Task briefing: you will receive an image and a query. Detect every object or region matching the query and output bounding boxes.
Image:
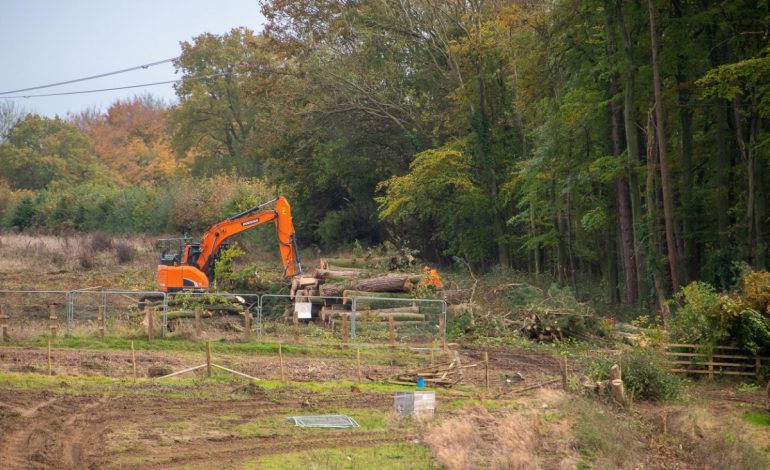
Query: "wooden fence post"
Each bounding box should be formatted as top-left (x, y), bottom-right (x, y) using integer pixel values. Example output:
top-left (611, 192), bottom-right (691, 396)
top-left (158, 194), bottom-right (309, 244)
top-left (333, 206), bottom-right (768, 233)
top-left (484, 351), bottom-right (490, 391)
top-left (293, 310), bottom-right (299, 343)
top-left (356, 348), bottom-right (362, 383)
top-left (49, 305), bottom-right (58, 338)
top-left (707, 352), bottom-right (714, 380)
top-left (561, 356), bottom-right (569, 391)
top-left (342, 314), bottom-right (349, 345)
top-left (278, 343), bottom-right (285, 383)
top-left (756, 355), bottom-right (762, 382)
top-left (47, 336), bottom-right (52, 376)
top-left (389, 316), bottom-right (396, 348)
top-left (439, 314), bottom-right (446, 351)
top-left (244, 312), bottom-right (252, 341)
top-left (131, 340), bottom-right (137, 379)
top-left (146, 307), bottom-right (154, 341)
top-left (194, 307), bottom-right (202, 339)
top-left (0, 305), bottom-right (9, 343)
top-left (206, 341), bottom-right (212, 378)
top-left (97, 305), bottom-right (105, 338)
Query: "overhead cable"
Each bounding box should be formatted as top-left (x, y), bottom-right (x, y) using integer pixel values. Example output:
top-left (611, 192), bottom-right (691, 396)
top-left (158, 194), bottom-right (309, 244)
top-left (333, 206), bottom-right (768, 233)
top-left (0, 73), bottom-right (228, 99)
top-left (0, 57), bottom-right (178, 96)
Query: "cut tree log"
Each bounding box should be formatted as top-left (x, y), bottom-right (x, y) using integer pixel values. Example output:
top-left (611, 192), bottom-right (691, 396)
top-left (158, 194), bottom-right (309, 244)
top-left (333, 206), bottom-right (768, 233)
top-left (313, 269), bottom-right (368, 280)
top-left (297, 276), bottom-right (319, 288)
top-left (350, 275), bottom-right (410, 293)
top-left (342, 290), bottom-right (416, 308)
top-left (320, 257), bottom-right (390, 269)
top-left (325, 311), bottom-right (425, 321)
top-left (319, 283), bottom-right (346, 297)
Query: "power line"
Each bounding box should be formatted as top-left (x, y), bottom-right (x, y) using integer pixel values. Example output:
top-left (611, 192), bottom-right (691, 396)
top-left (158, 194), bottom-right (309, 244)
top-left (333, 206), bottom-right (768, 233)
top-left (0, 57), bottom-right (178, 96)
top-left (0, 73), bottom-right (228, 99)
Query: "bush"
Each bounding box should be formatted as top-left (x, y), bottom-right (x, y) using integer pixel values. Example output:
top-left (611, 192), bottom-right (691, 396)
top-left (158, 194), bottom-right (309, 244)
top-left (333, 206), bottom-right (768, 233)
top-left (78, 252), bottom-right (95, 270)
top-left (671, 276), bottom-right (770, 355)
top-left (583, 348), bottom-right (685, 402)
top-left (621, 348), bottom-right (684, 401)
top-left (115, 243), bottom-right (137, 264)
top-left (90, 231), bottom-right (113, 252)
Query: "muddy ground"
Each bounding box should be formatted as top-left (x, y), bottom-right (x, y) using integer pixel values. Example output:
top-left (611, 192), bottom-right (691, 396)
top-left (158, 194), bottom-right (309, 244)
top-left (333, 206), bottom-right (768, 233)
top-left (0, 386), bottom-right (405, 469)
top-left (0, 345), bottom-right (563, 469)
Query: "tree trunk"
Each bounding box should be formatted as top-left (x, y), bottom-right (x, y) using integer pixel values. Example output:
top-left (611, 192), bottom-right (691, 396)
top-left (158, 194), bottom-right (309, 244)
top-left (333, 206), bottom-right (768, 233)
top-left (715, 104), bottom-right (730, 249)
top-left (678, 85), bottom-right (695, 283)
top-left (616, 0), bottom-right (648, 304)
top-left (646, 108), bottom-right (669, 315)
top-left (606, 0), bottom-right (638, 305)
top-left (647, 0), bottom-right (680, 292)
top-left (606, 219), bottom-right (621, 306)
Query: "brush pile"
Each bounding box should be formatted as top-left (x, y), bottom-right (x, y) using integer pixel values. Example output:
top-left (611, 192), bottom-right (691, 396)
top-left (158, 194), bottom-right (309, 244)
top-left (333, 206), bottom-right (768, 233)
top-left (383, 354), bottom-right (480, 388)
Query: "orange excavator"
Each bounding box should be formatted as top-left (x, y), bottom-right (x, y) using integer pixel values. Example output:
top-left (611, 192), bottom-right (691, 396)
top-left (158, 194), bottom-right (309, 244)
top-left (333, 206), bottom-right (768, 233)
top-left (156, 196), bottom-right (301, 292)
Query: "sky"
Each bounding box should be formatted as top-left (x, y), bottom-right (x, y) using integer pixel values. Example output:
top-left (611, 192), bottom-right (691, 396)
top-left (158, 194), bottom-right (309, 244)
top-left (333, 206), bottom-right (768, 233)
top-left (0, 0), bottom-right (265, 117)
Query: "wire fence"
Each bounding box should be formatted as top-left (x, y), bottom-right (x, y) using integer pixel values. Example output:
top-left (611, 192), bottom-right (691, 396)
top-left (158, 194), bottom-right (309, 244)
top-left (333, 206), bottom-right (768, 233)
top-left (0, 288), bottom-right (447, 346)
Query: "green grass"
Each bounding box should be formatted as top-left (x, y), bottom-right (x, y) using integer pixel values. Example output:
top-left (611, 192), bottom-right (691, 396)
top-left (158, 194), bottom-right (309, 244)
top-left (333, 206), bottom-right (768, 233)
top-left (443, 398), bottom-right (520, 412)
top-left (0, 371), bottom-right (438, 397)
top-left (6, 335), bottom-right (422, 365)
top-left (231, 409), bottom-right (388, 438)
top-left (244, 442), bottom-right (438, 470)
top-left (743, 411), bottom-right (770, 427)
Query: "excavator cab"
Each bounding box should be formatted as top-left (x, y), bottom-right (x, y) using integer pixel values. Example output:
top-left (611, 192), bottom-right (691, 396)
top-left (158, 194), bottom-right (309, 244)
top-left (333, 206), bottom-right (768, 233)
top-left (156, 237), bottom-right (189, 266)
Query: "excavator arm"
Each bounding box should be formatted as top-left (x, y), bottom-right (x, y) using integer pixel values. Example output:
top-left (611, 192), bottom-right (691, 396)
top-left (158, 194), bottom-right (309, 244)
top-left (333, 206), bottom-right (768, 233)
top-left (193, 196), bottom-right (300, 278)
top-left (157, 196), bottom-right (301, 292)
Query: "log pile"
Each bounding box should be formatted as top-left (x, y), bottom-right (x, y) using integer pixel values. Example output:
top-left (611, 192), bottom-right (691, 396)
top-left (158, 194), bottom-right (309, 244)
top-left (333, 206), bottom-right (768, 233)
top-left (289, 255), bottom-right (446, 327)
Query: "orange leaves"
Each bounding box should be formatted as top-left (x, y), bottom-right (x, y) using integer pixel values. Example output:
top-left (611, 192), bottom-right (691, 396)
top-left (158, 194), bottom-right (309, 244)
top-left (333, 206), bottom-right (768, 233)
top-left (84, 96), bottom-right (186, 185)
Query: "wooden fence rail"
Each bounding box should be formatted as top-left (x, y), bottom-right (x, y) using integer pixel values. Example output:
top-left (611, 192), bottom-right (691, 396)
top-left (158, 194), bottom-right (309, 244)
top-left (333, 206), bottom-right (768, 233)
top-left (665, 343), bottom-right (769, 380)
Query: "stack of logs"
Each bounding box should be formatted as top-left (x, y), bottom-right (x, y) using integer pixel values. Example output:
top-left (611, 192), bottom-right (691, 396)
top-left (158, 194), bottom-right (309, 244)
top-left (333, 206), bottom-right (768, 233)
top-left (290, 257), bottom-right (436, 325)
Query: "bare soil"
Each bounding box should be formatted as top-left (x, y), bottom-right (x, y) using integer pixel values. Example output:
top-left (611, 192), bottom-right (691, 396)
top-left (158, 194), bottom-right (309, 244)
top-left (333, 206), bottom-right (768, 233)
top-left (0, 386), bottom-right (406, 469)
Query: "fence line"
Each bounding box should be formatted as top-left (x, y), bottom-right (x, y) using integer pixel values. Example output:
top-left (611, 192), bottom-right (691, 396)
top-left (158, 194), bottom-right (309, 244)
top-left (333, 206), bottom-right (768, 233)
top-left (0, 289), bottom-right (447, 345)
top-left (665, 343), bottom-right (769, 379)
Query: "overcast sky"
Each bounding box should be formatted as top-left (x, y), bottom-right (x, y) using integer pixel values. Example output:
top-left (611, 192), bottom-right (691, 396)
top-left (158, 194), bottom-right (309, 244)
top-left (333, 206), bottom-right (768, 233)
top-left (0, 0), bottom-right (264, 118)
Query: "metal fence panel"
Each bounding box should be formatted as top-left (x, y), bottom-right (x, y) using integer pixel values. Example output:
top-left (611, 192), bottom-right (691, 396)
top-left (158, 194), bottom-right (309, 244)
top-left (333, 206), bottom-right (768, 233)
top-left (71, 290), bottom-right (166, 337)
top-left (164, 291), bottom-right (260, 341)
top-left (351, 296), bottom-right (446, 345)
top-left (0, 289), bottom-right (447, 346)
top-left (0, 290), bottom-right (70, 339)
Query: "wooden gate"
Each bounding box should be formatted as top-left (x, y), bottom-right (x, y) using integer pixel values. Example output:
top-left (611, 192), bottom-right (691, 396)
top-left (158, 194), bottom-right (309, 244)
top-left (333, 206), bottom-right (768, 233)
top-left (665, 343), bottom-right (769, 379)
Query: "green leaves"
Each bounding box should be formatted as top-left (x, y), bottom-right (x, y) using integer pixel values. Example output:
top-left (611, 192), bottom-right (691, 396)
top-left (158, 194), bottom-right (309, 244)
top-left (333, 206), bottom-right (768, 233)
top-left (0, 115), bottom-right (108, 190)
top-left (698, 52), bottom-right (770, 118)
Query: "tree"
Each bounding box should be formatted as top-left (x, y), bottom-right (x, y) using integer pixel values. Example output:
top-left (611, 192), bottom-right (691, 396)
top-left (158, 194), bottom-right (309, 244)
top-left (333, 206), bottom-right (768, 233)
top-left (84, 95), bottom-right (183, 184)
top-left (170, 28), bottom-right (267, 176)
top-left (0, 114), bottom-right (109, 190)
top-left (0, 101), bottom-right (25, 142)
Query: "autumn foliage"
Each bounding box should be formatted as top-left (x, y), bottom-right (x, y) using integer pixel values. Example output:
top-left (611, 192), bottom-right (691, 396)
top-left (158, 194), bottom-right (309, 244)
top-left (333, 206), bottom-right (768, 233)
top-left (84, 96), bottom-right (184, 184)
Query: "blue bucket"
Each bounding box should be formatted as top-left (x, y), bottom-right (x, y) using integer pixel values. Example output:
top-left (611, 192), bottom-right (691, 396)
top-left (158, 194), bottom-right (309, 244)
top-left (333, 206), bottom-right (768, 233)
top-left (416, 377), bottom-right (425, 388)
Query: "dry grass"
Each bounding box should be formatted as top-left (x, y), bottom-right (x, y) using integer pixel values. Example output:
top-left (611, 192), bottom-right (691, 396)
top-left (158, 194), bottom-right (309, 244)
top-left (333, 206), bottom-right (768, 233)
top-left (666, 404), bottom-right (768, 470)
top-left (424, 391), bottom-right (576, 469)
top-left (0, 232), bottom-right (156, 289)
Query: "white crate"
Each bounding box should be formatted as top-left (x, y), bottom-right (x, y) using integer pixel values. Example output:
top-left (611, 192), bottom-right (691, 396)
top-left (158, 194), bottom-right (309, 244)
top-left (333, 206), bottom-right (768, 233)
top-left (394, 391), bottom-right (435, 419)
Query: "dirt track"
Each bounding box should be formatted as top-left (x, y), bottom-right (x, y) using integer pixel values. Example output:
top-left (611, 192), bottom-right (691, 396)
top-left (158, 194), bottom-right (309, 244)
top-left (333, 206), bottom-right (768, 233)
top-left (0, 345), bottom-right (563, 468)
top-left (0, 387), bottom-right (407, 469)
